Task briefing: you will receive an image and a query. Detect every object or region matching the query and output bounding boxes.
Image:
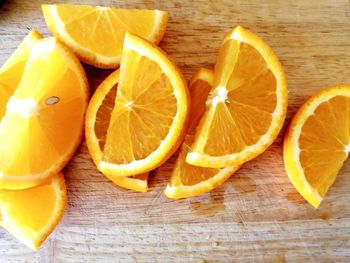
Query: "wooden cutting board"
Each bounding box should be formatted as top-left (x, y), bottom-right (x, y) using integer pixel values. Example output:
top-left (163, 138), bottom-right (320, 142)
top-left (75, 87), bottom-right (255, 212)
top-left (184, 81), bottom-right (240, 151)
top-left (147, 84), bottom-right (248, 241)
top-left (1, 0), bottom-right (350, 262)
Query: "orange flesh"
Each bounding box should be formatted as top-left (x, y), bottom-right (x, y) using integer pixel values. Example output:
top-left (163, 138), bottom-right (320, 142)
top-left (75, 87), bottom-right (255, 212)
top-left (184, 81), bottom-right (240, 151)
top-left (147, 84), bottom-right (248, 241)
top-left (102, 49), bottom-right (176, 164)
top-left (0, 182), bottom-right (57, 231)
top-left (173, 78), bottom-right (221, 185)
top-left (95, 83), bottom-right (118, 150)
top-left (299, 96), bottom-right (350, 196)
top-left (0, 64), bottom-right (24, 118)
top-left (202, 41), bottom-right (277, 156)
top-left (0, 31), bottom-right (42, 119)
top-left (0, 81), bottom-right (13, 119)
top-left (93, 77), bottom-right (147, 183)
top-left (56, 5), bottom-right (162, 57)
top-left (0, 40), bottom-right (86, 177)
top-left (0, 173), bottom-right (66, 249)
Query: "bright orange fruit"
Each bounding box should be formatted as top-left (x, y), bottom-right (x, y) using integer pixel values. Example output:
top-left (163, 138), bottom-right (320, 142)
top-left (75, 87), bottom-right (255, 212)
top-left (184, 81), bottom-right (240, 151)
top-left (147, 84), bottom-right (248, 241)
top-left (42, 4), bottom-right (168, 68)
top-left (0, 30), bottom-right (42, 119)
top-left (85, 69), bottom-right (149, 192)
top-left (0, 37), bottom-right (89, 189)
top-left (0, 173), bottom-right (67, 250)
top-left (284, 85), bottom-right (350, 208)
top-left (95, 33), bottom-right (189, 177)
top-left (165, 68), bottom-right (238, 198)
top-left (187, 26), bottom-right (288, 168)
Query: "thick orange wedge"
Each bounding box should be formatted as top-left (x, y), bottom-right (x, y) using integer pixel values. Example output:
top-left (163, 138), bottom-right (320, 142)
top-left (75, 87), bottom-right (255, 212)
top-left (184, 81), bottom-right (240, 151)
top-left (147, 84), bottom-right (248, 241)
top-left (0, 38), bottom-right (88, 189)
top-left (165, 68), bottom-right (238, 198)
top-left (0, 173), bottom-right (67, 250)
top-left (42, 4), bottom-right (168, 68)
top-left (187, 26), bottom-right (288, 168)
top-left (284, 85), bottom-right (350, 208)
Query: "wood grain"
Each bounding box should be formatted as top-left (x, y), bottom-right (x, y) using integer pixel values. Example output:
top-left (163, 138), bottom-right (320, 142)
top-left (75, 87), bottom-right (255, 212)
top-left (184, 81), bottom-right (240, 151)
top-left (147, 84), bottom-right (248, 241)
top-left (1, 0), bottom-right (350, 262)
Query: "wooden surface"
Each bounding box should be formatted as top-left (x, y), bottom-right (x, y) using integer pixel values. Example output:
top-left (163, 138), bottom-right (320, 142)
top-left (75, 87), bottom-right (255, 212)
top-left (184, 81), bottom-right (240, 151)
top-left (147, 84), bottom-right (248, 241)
top-left (1, 0), bottom-right (350, 262)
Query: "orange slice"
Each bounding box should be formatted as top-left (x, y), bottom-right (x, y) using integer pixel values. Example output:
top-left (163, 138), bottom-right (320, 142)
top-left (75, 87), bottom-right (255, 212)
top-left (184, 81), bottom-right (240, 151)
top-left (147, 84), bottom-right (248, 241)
top-left (284, 85), bottom-right (350, 208)
top-left (42, 4), bottom-right (168, 68)
top-left (86, 69), bottom-right (149, 192)
top-left (108, 174), bottom-right (149, 193)
top-left (165, 68), bottom-right (239, 198)
top-left (0, 173), bottom-right (67, 250)
top-left (0, 38), bottom-right (89, 189)
top-left (186, 26), bottom-right (288, 168)
top-left (96, 32), bottom-right (189, 177)
top-left (0, 30), bottom-right (42, 119)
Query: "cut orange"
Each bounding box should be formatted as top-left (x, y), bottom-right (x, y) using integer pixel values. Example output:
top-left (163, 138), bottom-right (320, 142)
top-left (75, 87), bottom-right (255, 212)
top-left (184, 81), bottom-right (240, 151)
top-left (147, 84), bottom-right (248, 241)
top-left (284, 85), bottom-right (350, 208)
top-left (186, 26), bottom-right (288, 168)
top-left (165, 68), bottom-right (239, 198)
top-left (0, 30), bottom-right (42, 119)
top-left (0, 38), bottom-right (89, 189)
top-left (95, 32), bottom-right (189, 177)
top-left (42, 4), bottom-right (168, 68)
top-left (85, 69), bottom-right (149, 192)
top-left (109, 174), bottom-right (149, 193)
top-left (0, 173), bottom-right (67, 250)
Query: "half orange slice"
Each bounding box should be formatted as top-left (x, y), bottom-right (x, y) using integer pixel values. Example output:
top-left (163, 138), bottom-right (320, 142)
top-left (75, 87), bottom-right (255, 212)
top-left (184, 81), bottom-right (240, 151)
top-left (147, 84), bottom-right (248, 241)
top-left (165, 68), bottom-right (238, 198)
top-left (187, 26), bottom-right (288, 168)
top-left (42, 4), bottom-right (168, 68)
top-left (284, 85), bottom-right (350, 208)
top-left (0, 173), bottom-right (67, 250)
top-left (85, 69), bottom-right (149, 192)
top-left (0, 38), bottom-right (88, 189)
top-left (95, 33), bottom-right (189, 177)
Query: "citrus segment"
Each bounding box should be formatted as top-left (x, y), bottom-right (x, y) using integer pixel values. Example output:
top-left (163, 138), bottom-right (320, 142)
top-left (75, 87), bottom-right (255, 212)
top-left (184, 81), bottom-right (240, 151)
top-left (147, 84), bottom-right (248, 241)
top-left (97, 33), bottom-right (189, 177)
top-left (0, 173), bottom-right (67, 250)
top-left (0, 38), bottom-right (88, 189)
top-left (187, 26), bottom-right (288, 168)
top-left (85, 69), bottom-right (149, 192)
top-left (42, 4), bottom-right (168, 68)
top-left (110, 174), bottom-right (149, 193)
top-left (0, 30), bottom-right (42, 119)
top-left (284, 85), bottom-right (350, 208)
top-left (165, 68), bottom-right (238, 199)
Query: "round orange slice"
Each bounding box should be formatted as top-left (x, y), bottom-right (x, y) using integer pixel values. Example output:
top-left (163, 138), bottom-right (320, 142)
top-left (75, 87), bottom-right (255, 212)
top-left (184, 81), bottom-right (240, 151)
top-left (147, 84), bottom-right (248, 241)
top-left (165, 68), bottom-right (239, 198)
top-left (0, 37), bottom-right (89, 189)
top-left (85, 69), bottom-right (149, 192)
top-left (186, 26), bottom-right (288, 168)
top-left (92, 32), bottom-right (189, 177)
top-left (0, 30), bottom-right (42, 119)
top-left (0, 173), bottom-right (67, 250)
top-left (42, 4), bottom-right (168, 68)
top-left (284, 85), bottom-right (350, 208)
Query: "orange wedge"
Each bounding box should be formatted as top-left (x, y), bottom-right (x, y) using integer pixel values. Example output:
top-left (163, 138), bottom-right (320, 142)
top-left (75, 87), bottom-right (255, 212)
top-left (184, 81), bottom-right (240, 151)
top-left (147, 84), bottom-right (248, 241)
top-left (42, 4), bottom-right (168, 68)
top-left (93, 32), bottom-right (189, 177)
top-left (108, 174), bottom-right (149, 193)
top-left (0, 38), bottom-right (88, 189)
top-left (186, 26), bottom-right (288, 168)
top-left (85, 69), bottom-right (149, 192)
top-left (0, 30), bottom-right (42, 119)
top-left (0, 173), bottom-right (67, 250)
top-left (165, 68), bottom-right (238, 198)
top-left (284, 85), bottom-right (350, 208)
